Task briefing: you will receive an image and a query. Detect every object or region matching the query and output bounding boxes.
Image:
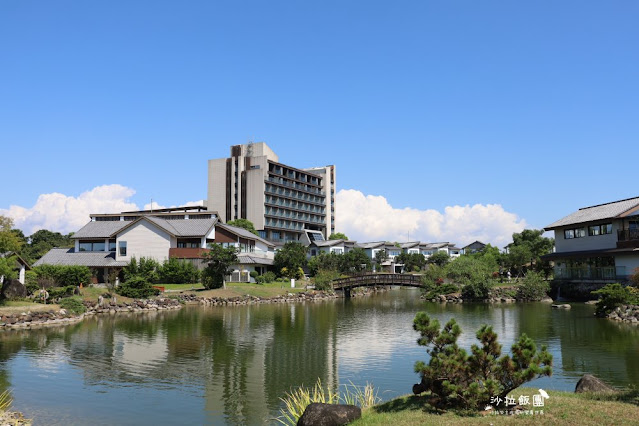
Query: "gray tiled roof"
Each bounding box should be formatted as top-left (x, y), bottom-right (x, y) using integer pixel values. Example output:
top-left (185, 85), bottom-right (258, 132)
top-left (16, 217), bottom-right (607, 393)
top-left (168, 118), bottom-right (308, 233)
top-left (313, 240), bottom-right (344, 247)
top-left (34, 248), bottom-right (128, 267)
top-left (400, 242), bottom-right (421, 249)
top-left (217, 223), bottom-right (274, 247)
top-left (144, 217), bottom-right (216, 237)
top-left (356, 241), bottom-right (386, 249)
top-left (236, 255), bottom-right (274, 265)
top-left (545, 196), bottom-right (639, 229)
top-left (72, 221), bottom-right (130, 239)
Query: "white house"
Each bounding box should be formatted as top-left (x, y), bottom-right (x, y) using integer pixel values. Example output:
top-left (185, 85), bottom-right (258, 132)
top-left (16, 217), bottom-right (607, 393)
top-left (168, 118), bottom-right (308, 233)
top-left (35, 206), bottom-right (275, 283)
top-left (542, 196), bottom-right (639, 281)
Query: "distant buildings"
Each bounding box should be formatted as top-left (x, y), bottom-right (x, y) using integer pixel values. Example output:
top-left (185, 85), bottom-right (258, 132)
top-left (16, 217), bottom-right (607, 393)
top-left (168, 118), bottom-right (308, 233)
top-left (35, 206), bottom-right (275, 283)
top-left (543, 196), bottom-right (639, 281)
top-left (207, 142), bottom-right (336, 243)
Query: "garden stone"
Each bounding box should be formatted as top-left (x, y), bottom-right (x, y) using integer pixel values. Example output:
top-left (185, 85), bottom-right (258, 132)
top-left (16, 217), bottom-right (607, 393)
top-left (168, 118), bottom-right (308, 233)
top-left (297, 403), bottom-right (361, 426)
top-left (1, 279), bottom-right (27, 299)
top-left (575, 374), bottom-right (617, 393)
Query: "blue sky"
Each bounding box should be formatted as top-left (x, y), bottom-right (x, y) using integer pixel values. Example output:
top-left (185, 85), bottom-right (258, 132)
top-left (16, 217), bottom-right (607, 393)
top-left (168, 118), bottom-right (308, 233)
top-left (1, 1), bottom-right (638, 246)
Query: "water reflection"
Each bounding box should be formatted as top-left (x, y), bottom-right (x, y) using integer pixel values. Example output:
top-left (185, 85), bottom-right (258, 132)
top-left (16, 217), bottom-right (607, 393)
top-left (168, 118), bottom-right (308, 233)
top-left (0, 290), bottom-right (637, 425)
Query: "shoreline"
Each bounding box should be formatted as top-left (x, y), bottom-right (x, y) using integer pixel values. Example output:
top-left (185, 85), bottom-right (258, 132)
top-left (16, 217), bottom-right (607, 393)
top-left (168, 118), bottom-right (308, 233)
top-left (0, 286), bottom-right (388, 331)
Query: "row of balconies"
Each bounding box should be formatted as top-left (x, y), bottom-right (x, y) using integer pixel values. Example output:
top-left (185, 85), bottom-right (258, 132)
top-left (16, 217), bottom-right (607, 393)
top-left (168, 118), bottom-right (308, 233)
top-left (264, 198), bottom-right (326, 214)
top-left (264, 187), bottom-right (325, 205)
top-left (268, 165), bottom-right (321, 186)
top-left (266, 176), bottom-right (324, 195)
top-left (265, 211), bottom-right (325, 224)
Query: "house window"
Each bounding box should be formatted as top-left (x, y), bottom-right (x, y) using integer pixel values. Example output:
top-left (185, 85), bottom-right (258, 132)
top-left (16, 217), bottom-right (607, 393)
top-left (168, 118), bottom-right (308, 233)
top-left (108, 240), bottom-right (116, 251)
top-left (119, 241), bottom-right (127, 256)
top-left (588, 224), bottom-right (612, 236)
top-left (332, 248), bottom-right (343, 254)
top-left (564, 228), bottom-right (586, 239)
top-left (78, 241), bottom-right (106, 251)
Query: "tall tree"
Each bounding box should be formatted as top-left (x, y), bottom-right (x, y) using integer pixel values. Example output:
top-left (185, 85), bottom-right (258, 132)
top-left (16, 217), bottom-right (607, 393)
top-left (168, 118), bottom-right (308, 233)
top-left (507, 229), bottom-right (554, 275)
top-left (274, 242), bottom-right (308, 277)
top-left (340, 248), bottom-right (371, 273)
top-left (0, 216), bottom-right (23, 254)
top-left (226, 219), bottom-right (258, 236)
top-left (202, 244), bottom-right (239, 289)
top-left (427, 251), bottom-right (450, 267)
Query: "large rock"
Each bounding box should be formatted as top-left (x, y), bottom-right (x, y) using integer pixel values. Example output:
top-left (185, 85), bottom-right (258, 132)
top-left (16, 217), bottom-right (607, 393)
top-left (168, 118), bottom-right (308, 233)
top-left (1, 279), bottom-right (27, 299)
top-left (575, 374), bottom-right (617, 393)
top-left (297, 403), bottom-right (361, 426)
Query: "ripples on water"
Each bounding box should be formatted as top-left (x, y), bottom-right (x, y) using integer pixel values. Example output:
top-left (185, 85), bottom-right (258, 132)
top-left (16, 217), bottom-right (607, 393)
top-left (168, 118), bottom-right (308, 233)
top-left (1, 289), bottom-right (638, 425)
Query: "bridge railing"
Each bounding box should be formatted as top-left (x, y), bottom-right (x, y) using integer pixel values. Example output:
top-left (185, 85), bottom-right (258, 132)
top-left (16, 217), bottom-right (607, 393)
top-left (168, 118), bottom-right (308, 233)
top-left (332, 273), bottom-right (423, 289)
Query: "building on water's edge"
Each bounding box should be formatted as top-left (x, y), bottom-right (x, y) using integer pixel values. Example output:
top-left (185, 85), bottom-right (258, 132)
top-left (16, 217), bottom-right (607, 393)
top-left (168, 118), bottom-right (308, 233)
top-left (542, 196), bottom-right (639, 282)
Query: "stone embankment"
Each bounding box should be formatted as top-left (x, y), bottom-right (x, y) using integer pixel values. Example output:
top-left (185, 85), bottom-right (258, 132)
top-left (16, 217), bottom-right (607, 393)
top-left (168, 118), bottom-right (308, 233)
top-left (180, 291), bottom-right (338, 306)
top-left (607, 304), bottom-right (639, 324)
top-left (424, 287), bottom-right (554, 304)
top-left (0, 298), bottom-right (181, 330)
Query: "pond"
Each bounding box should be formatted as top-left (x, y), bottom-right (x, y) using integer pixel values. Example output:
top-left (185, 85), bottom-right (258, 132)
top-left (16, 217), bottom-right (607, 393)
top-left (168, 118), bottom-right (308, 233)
top-left (1, 289), bottom-right (638, 425)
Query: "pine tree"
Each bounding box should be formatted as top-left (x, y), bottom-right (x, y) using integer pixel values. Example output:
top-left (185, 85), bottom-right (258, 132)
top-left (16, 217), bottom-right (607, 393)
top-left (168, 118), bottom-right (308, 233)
top-left (413, 312), bottom-right (552, 410)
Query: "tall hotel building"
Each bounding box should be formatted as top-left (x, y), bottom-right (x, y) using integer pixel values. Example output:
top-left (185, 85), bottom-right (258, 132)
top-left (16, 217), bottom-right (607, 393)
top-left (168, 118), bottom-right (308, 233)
top-left (207, 143), bottom-right (336, 242)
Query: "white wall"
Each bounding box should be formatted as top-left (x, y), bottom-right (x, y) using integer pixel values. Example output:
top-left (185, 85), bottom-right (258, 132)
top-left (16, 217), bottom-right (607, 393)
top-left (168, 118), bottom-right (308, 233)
top-left (116, 221), bottom-right (171, 263)
top-left (615, 254), bottom-right (639, 277)
top-left (207, 158), bottom-right (229, 222)
top-left (554, 221), bottom-right (620, 252)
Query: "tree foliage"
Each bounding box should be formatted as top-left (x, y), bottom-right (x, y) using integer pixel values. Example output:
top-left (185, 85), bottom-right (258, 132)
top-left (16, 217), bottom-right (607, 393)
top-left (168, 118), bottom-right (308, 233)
top-left (374, 249), bottom-right (388, 267)
top-left (33, 264), bottom-right (92, 287)
top-left (516, 271), bottom-right (550, 301)
top-left (308, 248), bottom-right (371, 276)
top-left (0, 216), bottom-right (23, 254)
top-left (116, 276), bottom-right (160, 298)
top-left (397, 252), bottom-right (426, 272)
top-left (329, 232), bottom-right (349, 241)
top-left (428, 251), bottom-right (450, 267)
top-left (22, 229), bottom-right (74, 263)
top-left (201, 244), bottom-right (239, 289)
top-left (506, 229), bottom-right (554, 276)
top-left (274, 242), bottom-right (307, 277)
top-left (592, 283), bottom-right (639, 316)
top-left (226, 219), bottom-right (258, 236)
top-left (413, 312), bottom-right (552, 410)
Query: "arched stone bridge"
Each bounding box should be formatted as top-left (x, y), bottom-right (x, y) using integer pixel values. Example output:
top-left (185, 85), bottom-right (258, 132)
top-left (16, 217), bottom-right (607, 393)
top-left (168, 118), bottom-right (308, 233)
top-left (332, 273), bottom-right (424, 298)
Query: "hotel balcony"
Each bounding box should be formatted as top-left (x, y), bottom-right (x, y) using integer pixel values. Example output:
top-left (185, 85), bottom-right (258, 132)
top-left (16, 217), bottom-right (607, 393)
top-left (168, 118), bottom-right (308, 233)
top-left (554, 266), bottom-right (626, 281)
top-left (617, 229), bottom-right (639, 249)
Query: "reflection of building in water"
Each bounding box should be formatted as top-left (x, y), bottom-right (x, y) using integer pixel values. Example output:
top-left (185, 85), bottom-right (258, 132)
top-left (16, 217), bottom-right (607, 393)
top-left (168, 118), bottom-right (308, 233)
top-left (202, 303), bottom-right (338, 424)
top-left (112, 330), bottom-right (168, 377)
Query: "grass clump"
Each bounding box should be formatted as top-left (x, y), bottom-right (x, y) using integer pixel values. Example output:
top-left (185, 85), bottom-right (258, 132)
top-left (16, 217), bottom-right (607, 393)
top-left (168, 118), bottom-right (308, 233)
top-left (58, 297), bottom-right (87, 315)
top-left (275, 378), bottom-right (380, 425)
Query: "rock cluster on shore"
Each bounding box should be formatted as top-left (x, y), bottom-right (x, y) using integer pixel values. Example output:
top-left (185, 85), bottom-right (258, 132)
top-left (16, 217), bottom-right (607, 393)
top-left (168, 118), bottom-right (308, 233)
top-left (180, 291), bottom-right (338, 306)
top-left (607, 304), bottom-right (639, 324)
top-left (0, 298), bottom-right (181, 330)
top-left (423, 287), bottom-right (554, 304)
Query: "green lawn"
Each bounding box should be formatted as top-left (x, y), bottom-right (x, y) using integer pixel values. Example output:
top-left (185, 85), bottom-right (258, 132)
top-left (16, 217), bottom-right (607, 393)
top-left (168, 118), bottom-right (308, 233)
top-left (351, 387), bottom-right (639, 426)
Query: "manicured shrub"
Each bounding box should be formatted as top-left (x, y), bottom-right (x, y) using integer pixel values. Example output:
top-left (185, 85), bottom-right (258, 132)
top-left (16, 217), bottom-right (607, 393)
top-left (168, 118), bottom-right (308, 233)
top-left (116, 276), bottom-right (160, 299)
top-left (158, 258), bottom-right (200, 284)
top-left (413, 312), bottom-right (552, 410)
top-left (312, 269), bottom-right (340, 291)
top-left (516, 271), bottom-right (550, 301)
top-left (255, 271), bottom-right (276, 284)
top-left (592, 283), bottom-right (639, 316)
top-left (48, 285), bottom-right (75, 299)
top-left (461, 278), bottom-right (492, 300)
top-left (59, 297), bottom-right (87, 315)
top-left (33, 265), bottom-right (91, 287)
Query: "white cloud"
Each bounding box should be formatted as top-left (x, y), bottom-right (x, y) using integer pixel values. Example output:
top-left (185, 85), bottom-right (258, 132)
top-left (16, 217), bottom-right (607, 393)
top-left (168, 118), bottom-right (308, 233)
top-left (0, 185), bottom-right (205, 236)
top-left (336, 189), bottom-right (527, 248)
top-left (1, 185), bottom-right (138, 235)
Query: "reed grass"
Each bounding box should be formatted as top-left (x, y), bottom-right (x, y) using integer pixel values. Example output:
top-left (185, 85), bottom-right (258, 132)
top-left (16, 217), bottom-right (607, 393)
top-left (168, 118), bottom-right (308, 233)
top-left (274, 379), bottom-right (380, 425)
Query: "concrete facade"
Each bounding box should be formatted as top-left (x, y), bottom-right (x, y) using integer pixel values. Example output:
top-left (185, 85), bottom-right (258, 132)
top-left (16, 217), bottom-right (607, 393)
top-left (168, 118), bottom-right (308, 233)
top-left (207, 142), bottom-right (336, 242)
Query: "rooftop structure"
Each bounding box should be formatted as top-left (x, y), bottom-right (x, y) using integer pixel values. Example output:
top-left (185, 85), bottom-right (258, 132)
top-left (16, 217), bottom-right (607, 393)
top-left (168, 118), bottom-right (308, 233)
top-left (207, 142), bottom-right (336, 243)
